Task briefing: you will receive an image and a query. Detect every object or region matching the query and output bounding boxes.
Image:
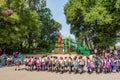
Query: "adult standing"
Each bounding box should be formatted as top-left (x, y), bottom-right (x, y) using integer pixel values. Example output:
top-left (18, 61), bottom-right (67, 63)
top-left (13, 52), bottom-right (18, 65)
top-left (19, 52), bottom-right (22, 64)
top-left (94, 47), bottom-right (98, 56)
top-left (114, 48), bottom-right (118, 56)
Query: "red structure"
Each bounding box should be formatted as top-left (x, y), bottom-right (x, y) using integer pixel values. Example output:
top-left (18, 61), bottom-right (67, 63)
top-left (57, 32), bottom-right (62, 44)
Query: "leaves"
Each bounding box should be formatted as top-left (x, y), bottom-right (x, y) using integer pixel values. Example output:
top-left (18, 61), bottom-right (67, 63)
top-left (64, 0), bottom-right (120, 47)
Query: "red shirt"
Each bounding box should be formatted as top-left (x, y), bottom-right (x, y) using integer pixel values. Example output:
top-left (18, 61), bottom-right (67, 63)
top-left (0, 50), bottom-right (3, 56)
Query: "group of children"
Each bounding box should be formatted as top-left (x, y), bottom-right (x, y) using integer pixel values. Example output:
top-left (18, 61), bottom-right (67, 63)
top-left (6, 52), bottom-right (22, 71)
top-left (86, 55), bottom-right (120, 73)
top-left (23, 52), bottom-right (120, 74)
top-left (23, 55), bottom-right (85, 74)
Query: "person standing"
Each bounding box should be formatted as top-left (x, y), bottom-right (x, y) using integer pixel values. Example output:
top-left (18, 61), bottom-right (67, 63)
top-left (19, 52), bottom-right (22, 64)
top-left (94, 48), bottom-right (98, 56)
top-left (13, 52), bottom-right (17, 65)
top-left (15, 57), bottom-right (20, 71)
top-left (0, 48), bottom-right (3, 56)
top-left (114, 48), bottom-right (118, 56)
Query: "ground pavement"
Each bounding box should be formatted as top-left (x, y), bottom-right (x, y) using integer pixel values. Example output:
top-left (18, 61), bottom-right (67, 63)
top-left (0, 54), bottom-right (120, 80)
top-left (0, 65), bottom-right (120, 80)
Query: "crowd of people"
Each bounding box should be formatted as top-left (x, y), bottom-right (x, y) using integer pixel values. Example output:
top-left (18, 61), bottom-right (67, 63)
top-left (21, 49), bottom-right (120, 74)
top-left (2, 48), bottom-right (120, 74)
top-left (5, 52), bottom-right (22, 70)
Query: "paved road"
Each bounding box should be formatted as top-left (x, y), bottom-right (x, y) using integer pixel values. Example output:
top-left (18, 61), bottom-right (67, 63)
top-left (0, 65), bottom-right (120, 80)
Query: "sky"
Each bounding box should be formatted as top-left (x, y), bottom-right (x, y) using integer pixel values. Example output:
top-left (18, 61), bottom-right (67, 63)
top-left (46, 0), bottom-right (75, 39)
top-left (46, 0), bottom-right (120, 46)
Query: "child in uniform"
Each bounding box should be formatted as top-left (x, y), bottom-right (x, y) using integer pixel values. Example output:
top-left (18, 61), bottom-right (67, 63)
top-left (36, 57), bottom-right (42, 71)
top-left (28, 56), bottom-right (32, 71)
top-left (15, 57), bottom-right (20, 71)
top-left (60, 57), bottom-right (65, 74)
top-left (64, 57), bottom-right (69, 72)
top-left (79, 56), bottom-right (85, 74)
top-left (73, 57), bottom-right (79, 73)
top-left (68, 57), bottom-right (73, 73)
top-left (24, 56), bottom-right (28, 70)
top-left (55, 57), bottom-right (59, 73)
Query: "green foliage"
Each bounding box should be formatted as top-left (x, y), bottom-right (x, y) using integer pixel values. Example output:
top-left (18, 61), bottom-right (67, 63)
top-left (0, 0), bottom-right (40, 49)
top-left (0, 0), bottom-right (62, 53)
top-left (64, 0), bottom-right (120, 47)
top-left (38, 8), bottom-right (62, 50)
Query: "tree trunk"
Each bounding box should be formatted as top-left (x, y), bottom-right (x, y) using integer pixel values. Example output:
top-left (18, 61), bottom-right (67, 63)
top-left (85, 35), bottom-right (90, 50)
top-left (89, 42), bottom-right (93, 50)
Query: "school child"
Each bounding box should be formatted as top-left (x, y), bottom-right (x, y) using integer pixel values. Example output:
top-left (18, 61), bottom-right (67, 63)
top-left (6, 56), bottom-right (12, 66)
top-left (118, 58), bottom-right (120, 72)
top-left (102, 57), bottom-right (107, 73)
top-left (55, 57), bottom-right (59, 73)
top-left (47, 57), bottom-right (52, 71)
top-left (36, 57), bottom-right (42, 71)
top-left (110, 57), bottom-right (116, 73)
top-left (105, 51), bottom-right (110, 59)
top-left (28, 56), bottom-right (32, 71)
top-left (105, 59), bottom-right (111, 73)
top-left (115, 57), bottom-right (119, 72)
top-left (44, 56), bottom-right (48, 70)
top-left (52, 56), bottom-right (56, 71)
top-left (60, 57), bottom-right (65, 73)
top-left (42, 56), bottom-right (46, 71)
top-left (113, 57), bottom-right (117, 73)
top-left (13, 52), bottom-right (17, 65)
top-left (15, 57), bottom-right (20, 71)
top-left (31, 56), bottom-right (35, 70)
top-left (68, 57), bottom-right (73, 73)
top-left (94, 57), bottom-right (99, 73)
top-left (73, 57), bottom-right (78, 73)
top-left (97, 56), bottom-right (102, 73)
top-left (86, 57), bottom-right (91, 73)
top-left (114, 48), bottom-right (118, 56)
top-left (24, 56), bottom-right (28, 70)
top-left (79, 56), bottom-right (85, 74)
top-left (90, 60), bottom-right (95, 73)
top-left (64, 57), bottom-right (69, 72)
top-left (34, 57), bottom-right (37, 70)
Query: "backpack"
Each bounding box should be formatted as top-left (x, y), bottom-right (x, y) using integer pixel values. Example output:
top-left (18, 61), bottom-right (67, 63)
top-left (55, 60), bottom-right (59, 67)
top-left (39, 60), bottom-right (42, 66)
top-left (49, 60), bottom-right (52, 65)
top-left (62, 60), bottom-right (65, 66)
top-left (79, 59), bottom-right (84, 65)
top-left (90, 61), bottom-right (94, 68)
top-left (106, 61), bottom-right (110, 68)
top-left (28, 59), bottom-right (32, 64)
top-left (65, 60), bottom-right (69, 66)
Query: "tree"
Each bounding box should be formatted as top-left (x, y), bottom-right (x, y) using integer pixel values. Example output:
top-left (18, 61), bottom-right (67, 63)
top-left (38, 8), bottom-right (62, 51)
top-left (26, 0), bottom-right (62, 51)
top-left (0, 0), bottom-right (62, 53)
top-left (0, 0), bottom-right (40, 52)
top-left (64, 0), bottom-right (120, 48)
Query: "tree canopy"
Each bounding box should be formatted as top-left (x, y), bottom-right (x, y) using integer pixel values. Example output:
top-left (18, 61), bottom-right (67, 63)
top-left (64, 0), bottom-right (120, 48)
top-left (0, 0), bottom-right (61, 52)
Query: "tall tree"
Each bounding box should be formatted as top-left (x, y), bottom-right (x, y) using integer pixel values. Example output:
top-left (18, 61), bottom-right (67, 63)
top-left (0, 0), bottom-right (62, 53)
top-left (0, 0), bottom-right (40, 51)
top-left (64, 0), bottom-right (120, 48)
top-left (26, 0), bottom-right (62, 51)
